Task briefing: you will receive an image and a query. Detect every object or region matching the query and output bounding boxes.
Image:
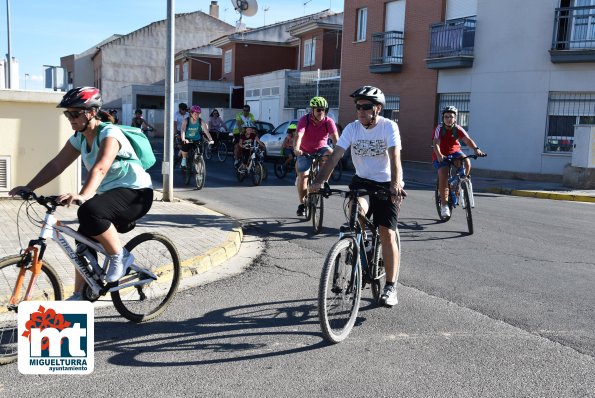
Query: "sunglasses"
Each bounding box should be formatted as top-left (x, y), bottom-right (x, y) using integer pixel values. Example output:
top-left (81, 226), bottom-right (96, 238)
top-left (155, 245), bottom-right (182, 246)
top-left (355, 103), bottom-right (374, 111)
top-left (63, 110), bottom-right (87, 120)
top-left (314, 108), bottom-right (325, 113)
top-left (443, 115), bottom-right (455, 119)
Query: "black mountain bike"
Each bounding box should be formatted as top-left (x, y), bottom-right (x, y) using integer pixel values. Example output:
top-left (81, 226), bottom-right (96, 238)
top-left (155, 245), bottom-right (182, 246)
top-left (182, 141), bottom-right (206, 189)
top-left (302, 153), bottom-right (325, 234)
top-left (235, 141), bottom-right (266, 186)
top-left (318, 183), bottom-right (403, 343)
top-left (435, 153), bottom-right (486, 234)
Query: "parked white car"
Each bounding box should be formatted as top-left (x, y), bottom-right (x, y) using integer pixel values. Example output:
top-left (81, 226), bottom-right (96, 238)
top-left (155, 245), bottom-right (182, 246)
top-left (260, 119), bottom-right (299, 158)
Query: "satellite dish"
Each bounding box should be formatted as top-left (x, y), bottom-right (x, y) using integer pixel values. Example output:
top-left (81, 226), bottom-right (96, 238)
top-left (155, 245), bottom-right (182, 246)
top-left (231, 0), bottom-right (258, 17)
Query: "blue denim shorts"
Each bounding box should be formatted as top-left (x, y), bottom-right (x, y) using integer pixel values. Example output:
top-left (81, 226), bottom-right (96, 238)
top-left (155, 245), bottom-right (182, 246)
top-left (433, 151), bottom-right (464, 169)
top-left (297, 146), bottom-right (332, 173)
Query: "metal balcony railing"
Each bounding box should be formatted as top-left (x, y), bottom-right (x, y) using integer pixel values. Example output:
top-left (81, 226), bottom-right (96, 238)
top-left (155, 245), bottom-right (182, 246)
top-left (370, 31), bottom-right (404, 65)
top-left (552, 5), bottom-right (595, 50)
top-left (427, 17), bottom-right (476, 58)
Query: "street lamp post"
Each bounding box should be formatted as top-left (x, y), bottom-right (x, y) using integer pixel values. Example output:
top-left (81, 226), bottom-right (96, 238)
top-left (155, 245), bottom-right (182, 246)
top-left (24, 73), bottom-right (29, 90)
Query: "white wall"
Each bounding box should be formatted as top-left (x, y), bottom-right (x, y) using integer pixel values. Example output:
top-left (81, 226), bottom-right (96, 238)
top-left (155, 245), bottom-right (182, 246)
top-left (438, 0), bottom-right (595, 175)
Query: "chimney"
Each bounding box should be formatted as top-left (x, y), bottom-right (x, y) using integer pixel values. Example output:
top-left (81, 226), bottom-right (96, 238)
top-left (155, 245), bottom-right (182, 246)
top-left (209, 1), bottom-right (219, 19)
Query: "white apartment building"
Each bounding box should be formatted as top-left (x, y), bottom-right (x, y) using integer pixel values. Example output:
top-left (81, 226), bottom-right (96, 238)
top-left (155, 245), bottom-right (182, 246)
top-left (427, 0), bottom-right (595, 176)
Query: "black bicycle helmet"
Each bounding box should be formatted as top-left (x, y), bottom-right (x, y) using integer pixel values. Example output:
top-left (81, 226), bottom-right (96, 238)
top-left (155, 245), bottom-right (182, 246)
top-left (442, 106), bottom-right (458, 116)
top-left (57, 87), bottom-right (103, 109)
top-left (350, 86), bottom-right (385, 106)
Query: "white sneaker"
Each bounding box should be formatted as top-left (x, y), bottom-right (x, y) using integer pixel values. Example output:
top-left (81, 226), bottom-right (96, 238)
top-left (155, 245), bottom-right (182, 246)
top-left (105, 249), bottom-right (135, 283)
top-left (380, 284), bottom-right (398, 307)
top-left (440, 204), bottom-right (451, 218)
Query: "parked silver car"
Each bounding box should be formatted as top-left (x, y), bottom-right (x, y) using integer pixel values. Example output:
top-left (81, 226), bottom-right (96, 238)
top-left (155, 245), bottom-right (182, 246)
top-left (260, 119), bottom-right (299, 158)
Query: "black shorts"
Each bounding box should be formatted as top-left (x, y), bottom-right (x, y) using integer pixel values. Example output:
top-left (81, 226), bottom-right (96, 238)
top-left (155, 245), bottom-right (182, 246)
top-left (349, 175), bottom-right (398, 230)
top-left (77, 188), bottom-right (153, 236)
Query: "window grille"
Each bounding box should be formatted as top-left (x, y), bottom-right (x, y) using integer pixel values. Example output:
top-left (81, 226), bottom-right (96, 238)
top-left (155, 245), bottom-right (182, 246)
top-left (383, 95), bottom-right (400, 123)
top-left (545, 91), bottom-right (595, 152)
top-left (438, 93), bottom-right (471, 131)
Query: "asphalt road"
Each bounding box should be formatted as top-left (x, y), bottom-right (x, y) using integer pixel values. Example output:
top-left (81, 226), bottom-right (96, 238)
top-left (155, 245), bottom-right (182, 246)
top-left (2, 156), bottom-right (594, 397)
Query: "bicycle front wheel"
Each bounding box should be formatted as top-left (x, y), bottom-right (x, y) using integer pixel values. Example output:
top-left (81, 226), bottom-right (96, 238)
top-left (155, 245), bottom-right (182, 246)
top-left (311, 193), bottom-right (324, 234)
top-left (112, 233), bottom-right (181, 323)
top-left (462, 180), bottom-right (474, 235)
top-left (194, 154), bottom-right (206, 190)
top-left (252, 163), bottom-right (263, 186)
top-left (318, 239), bottom-right (362, 344)
top-left (0, 255), bottom-right (63, 365)
top-left (217, 142), bottom-right (228, 162)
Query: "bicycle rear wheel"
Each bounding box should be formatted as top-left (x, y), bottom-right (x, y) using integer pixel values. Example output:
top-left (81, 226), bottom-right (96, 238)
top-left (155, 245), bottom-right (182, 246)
top-left (217, 142), bottom-right (228, 162)
top-left (318, 239), bottom-right (362, 344)
top-left (0, 255), bottom-right (63, 364)
top-left (274, 159), bottom-right (288, 178)
top-left (183, 149), bottom-right (193, 185)
top-left (112, 233), bottom-right (181, 323)
top-left (194, 154), bottom-right (206, 190)
top-left (462, 180), bottom-right (474, 235)
top-left (331, 160), bottom-right (343, 182)
top-left (371, 229), bottom-right (400, 304)
top-left (311, 193), bottom-right (324, 234)
top-left (435, 180), bottom-right (452, 222)
top-left (203, 142), bottom-right (212, 160)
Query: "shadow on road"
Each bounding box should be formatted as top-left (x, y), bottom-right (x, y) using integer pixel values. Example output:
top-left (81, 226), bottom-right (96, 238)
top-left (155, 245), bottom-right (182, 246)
top-left (92, 297), bottom-right (382, 367)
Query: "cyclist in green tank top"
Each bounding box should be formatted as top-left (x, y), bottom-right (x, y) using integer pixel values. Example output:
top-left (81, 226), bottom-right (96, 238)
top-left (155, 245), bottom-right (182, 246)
top-left (180, 105), bottom-right (214, 168)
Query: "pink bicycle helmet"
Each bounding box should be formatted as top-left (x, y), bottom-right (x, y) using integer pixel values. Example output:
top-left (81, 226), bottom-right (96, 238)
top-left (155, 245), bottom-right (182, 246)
top-left (190, 105), bottom-right (201, 113)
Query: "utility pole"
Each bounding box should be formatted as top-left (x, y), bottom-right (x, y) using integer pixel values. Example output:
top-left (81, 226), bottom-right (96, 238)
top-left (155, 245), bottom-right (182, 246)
top-left (6, 0), bottom-right (12, 88)
top-left (162, 0), bottom-right (175, 201)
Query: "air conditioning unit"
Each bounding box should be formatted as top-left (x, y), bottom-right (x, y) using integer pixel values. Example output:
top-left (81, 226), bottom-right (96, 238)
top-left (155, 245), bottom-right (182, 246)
top-left (0, 156), bottom-right (11, 191)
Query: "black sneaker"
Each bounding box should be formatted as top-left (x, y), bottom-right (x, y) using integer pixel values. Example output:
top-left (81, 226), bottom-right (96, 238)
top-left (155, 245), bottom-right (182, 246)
top-left (296, 204), bottom-right (305, 217)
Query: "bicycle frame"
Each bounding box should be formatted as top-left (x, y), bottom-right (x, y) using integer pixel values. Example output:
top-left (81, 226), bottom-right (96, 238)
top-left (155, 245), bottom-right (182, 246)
top-left (338, 190), bottom-right (381, 281)
top-left (10, 200), bottom-right (155, 306)
top-left (445, 155), bottom-right (476, 209)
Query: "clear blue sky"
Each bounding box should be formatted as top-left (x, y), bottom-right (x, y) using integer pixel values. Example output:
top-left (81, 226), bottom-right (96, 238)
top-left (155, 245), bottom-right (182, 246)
top-left (0, 0), bottom-right (343, 90)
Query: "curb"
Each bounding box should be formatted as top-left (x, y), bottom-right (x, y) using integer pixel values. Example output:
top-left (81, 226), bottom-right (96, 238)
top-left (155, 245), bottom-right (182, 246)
top-left (61, 195), bottom-right (244, 297)
top-left (487, 187), bottom-right (595, 203)
top-left (155, 192), bottom-right (245, 279)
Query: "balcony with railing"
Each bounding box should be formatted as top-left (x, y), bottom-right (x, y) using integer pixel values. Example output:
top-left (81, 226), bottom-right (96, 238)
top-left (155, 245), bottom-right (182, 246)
top-left (369, 31), bottom-right (404, 74)
top-left (425, 17), bottom-right (476, 70)
top-left (550, 5), bottom-right (595, 63)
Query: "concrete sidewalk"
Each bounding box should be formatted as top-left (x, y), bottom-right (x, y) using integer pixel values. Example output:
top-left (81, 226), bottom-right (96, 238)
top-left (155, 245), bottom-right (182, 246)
top-left (0, 191), bottom-right (242, 297)
top-left (402, 161), bottom-right (595, 203)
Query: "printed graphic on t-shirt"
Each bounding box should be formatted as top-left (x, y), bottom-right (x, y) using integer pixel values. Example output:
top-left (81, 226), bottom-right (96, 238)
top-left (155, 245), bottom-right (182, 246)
top-left (353, 139), bottom-right (387, 157)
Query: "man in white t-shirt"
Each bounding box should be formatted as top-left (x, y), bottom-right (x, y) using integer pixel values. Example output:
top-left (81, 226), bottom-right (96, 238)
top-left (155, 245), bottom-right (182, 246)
top-left (310, 86), bottom-right (404, 307)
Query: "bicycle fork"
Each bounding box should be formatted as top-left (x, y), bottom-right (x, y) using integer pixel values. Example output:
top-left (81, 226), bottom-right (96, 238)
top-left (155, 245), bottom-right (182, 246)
top-left (9, 245), bottom-right (44, 308)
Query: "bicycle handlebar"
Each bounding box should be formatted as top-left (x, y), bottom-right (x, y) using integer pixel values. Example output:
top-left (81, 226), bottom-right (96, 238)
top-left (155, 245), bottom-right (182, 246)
top-left (445, 153), bottom-right (487, 162)
top-left (18, 190), bottom-right (64, 211)
top-left (319, 182), bottom-right (406, 201)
